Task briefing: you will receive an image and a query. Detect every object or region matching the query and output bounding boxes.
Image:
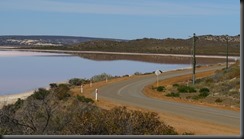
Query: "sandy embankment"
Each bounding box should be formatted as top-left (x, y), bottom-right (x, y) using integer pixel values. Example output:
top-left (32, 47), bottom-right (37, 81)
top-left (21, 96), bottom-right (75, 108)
top-left (0, 80), bottom-right (67, 109)
top-left (0, 91), bottom-right (34, 108)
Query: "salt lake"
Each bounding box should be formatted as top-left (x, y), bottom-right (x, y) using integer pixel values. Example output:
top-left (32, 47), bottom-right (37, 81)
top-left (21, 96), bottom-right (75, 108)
top-left (0, 50), bottom-right (234, 95)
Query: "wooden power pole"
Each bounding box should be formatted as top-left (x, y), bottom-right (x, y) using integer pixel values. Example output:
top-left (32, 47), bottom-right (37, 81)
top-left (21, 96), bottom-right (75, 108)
top-left (192, 33), bottom-right (196, 85)
top-left (226, 35), bottom-right (229, 70)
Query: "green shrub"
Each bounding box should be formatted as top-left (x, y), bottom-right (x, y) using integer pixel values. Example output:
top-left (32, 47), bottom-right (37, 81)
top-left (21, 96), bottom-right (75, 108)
top-left (188, 87), bottom-right (196, 93)
top-left (55, 84), bottom-right (71, 100)
top-left (199, 88), bottom-right (210, 93)
top-left (195, 78), bottom-right (202, 84)
top-left (205, 78), bottom-right (214, 83)
top-left (157, 86), bottom-right (165, 92)
top-left (215, 98), bottom-right (223, 103)
top-left (49, 83), bottom-right (58, 89)
top-left (69, 78), bottom-right (90, 86)
top-left (177, 85), bottom-right (196, 93)
top-left (199, 91), bottom-right (209, 98)
top-left (134, 72), bottom-right (142, 75)
top-left (172, 84), bottom-right (179, 87)
top-left (165, 92), bottom-right (180, 97)
top-left (123, 75), bottom-right (129, 77)
top-left (32, 88), bottom-right (50, 100)
top-left (144, 72), bottom-right (153, 75)
top-left (14, 98), bottom-right (24, 109)
top-left (0, 127), bottom-right (9, 135)
top-left (76, 95), bottom-right (94, 103)
top-left (192, 92), bottom-right (209, 100)
top-left (64, 106), bottom-right (179, 135)
top-left (91, 73), bottom-right (113, 82)
top-left (177, 85), bottom-right (188, 93)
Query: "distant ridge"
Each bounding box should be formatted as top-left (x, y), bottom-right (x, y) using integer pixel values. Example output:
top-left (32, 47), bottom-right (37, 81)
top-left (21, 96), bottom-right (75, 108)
top-left (0, 35), bottom-right (125, 46)
top-left (0, 34), bottom-right (240, 56)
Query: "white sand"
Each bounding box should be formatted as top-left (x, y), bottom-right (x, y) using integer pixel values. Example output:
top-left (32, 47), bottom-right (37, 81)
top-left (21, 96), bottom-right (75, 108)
top-left (0, 91), bottom-right (34, 108)
top-left (0, 50), bottom-right (69, 57)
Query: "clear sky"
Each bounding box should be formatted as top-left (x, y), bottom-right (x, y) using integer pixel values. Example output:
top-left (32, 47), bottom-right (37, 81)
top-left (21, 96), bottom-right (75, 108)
top-left (0, 0), bottom-right (240, 40)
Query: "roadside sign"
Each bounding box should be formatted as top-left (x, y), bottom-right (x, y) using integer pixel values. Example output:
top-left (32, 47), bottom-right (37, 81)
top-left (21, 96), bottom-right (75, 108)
top-left (155, 69), bottom-right (162, 87)
top-left (155, 69), bottom-right (162, 76)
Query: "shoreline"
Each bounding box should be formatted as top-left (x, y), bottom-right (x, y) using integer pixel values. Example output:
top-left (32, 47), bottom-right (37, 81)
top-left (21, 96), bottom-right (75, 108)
top-left (0, 80), bottom-right (69, 108)
top-left (1, 48), bottom-right (240, 60)
top-left (0, 90), bottom-right (34, 108)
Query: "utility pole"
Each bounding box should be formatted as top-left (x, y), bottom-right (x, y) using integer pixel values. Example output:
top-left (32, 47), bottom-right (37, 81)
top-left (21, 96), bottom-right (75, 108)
top-left (226, 35), bottom-right (229, 71)
top-left (192, 33), bottom-right (196, 85)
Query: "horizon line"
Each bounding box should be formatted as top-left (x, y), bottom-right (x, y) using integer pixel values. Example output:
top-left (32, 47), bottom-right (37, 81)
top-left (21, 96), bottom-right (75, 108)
top-left (0, 33), bottom-right (240, 41)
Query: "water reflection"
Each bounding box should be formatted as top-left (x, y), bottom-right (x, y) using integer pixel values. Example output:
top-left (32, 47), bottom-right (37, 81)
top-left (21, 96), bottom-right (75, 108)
top-left (76, 53), bottom-right (234, 65)
top-left (0, 51), bottom-right (191, 95)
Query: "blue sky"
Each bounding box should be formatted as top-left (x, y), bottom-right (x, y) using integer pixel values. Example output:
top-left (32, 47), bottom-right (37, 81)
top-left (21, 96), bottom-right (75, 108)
top-left (0, 0), bottom-right (240, 40)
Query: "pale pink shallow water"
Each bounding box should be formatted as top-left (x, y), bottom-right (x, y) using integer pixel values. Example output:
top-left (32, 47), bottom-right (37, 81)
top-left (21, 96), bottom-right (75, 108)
top-left (0, 50), bottom-right (191, 95)
top-left (0, 50), bottom-right (239, 95)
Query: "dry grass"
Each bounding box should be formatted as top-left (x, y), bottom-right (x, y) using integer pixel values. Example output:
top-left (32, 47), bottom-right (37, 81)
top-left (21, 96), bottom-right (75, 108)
top-left (143, 69), bottom-right (240, 112)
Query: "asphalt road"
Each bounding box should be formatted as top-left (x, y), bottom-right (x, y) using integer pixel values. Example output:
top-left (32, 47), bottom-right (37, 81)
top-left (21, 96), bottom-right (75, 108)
top-left (98, 65), bottom-right (240, 129)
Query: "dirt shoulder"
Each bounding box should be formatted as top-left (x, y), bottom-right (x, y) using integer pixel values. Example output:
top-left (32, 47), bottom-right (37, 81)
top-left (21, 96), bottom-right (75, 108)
top-left (93, 98), bottom-right (240, 135)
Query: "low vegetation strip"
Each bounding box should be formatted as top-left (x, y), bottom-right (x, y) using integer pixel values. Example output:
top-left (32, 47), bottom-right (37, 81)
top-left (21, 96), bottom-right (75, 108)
top-left (144, 61), bottom-right (240, 111)
top-left (0, 80), bottom-right (188, 135)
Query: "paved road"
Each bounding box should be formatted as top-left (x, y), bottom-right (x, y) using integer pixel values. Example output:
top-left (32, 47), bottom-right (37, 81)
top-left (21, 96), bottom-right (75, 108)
top-left (98, 65), bottom-right (240, 129)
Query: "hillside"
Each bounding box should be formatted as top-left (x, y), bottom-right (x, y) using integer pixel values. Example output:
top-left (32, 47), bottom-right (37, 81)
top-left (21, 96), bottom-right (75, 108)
top-left (71, 35), bottom-right (240, 56)
top-left (145, 60), bottom-right (240, 109)
top-left (17, 34), bottom-right (240, 56)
